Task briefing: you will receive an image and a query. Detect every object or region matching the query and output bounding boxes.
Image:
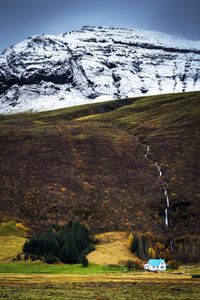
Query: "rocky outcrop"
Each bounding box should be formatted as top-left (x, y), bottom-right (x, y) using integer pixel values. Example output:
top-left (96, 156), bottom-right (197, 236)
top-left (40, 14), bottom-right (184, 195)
top-left (0, 26), bottom-right (200, 114)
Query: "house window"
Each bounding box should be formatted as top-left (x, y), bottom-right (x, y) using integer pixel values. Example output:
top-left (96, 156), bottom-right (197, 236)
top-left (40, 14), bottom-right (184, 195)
top-left (161, 266), bottom-right (164, 269)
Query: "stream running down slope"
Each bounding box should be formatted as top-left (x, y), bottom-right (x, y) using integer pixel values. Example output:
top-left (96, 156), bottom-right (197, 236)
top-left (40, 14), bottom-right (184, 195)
top-left (144, 145), bottom-right (170, 227)
top-left (144, 145), bottom-right (173, 252)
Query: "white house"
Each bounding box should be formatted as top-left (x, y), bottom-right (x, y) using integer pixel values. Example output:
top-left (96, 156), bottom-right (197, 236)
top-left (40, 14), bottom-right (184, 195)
top-left (144, 259), bottom-right (166, 271)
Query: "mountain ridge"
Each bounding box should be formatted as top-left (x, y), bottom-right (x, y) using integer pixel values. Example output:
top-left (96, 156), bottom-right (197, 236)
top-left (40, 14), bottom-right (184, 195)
top-left (0, 26), bottom-right (200, 114)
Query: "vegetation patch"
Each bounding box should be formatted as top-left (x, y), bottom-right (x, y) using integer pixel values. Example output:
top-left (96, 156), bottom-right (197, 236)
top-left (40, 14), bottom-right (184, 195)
top-left (0, 262), bottom-right (123, 274)
top-left (23, 221), bottom-right (94, 265)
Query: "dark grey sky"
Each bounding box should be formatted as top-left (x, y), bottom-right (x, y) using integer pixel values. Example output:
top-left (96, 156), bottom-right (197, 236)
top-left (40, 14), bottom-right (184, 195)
top-left (0, 0), bottom-right (200, 54)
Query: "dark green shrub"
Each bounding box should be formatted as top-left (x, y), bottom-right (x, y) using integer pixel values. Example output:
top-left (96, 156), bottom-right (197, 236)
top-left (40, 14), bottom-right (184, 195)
top-left (44, 254), bottom-right (57, 264)
top-left (16, 253), bottom-right (21, 261)
top-left (80, 255), bottom-right (88, 267)
top-left (36, 255), bottom-right (42, 260)
top-left (30, 255), bottom-right (37, 261)
top-left (24, 253), bottom-right (29, 260)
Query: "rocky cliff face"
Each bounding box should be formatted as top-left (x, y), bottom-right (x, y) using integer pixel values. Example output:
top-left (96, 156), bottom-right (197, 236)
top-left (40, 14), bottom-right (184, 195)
top-left (0, 26), bottom-right (200, 114)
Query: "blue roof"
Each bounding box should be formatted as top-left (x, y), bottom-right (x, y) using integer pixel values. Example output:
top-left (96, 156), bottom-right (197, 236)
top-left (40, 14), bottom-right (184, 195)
top-left (149, 259), bottom-right (165, 267)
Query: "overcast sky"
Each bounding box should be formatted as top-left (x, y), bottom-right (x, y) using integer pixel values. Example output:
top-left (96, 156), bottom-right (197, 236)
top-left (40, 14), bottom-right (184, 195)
top-left (0, 0), bottom-right (200, 54)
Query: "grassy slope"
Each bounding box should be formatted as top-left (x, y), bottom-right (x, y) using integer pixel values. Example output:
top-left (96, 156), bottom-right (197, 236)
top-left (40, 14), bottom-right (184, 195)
top-left (87, 232), bottom-right (135, 265)
top-left (0, 91), bottom-right (199, 247)
top-left (0, 221), bottom-right (27, 262)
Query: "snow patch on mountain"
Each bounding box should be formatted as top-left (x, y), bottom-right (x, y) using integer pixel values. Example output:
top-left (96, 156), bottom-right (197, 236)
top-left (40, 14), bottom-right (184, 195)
top-left (0, 26), bottom-right (200, 114)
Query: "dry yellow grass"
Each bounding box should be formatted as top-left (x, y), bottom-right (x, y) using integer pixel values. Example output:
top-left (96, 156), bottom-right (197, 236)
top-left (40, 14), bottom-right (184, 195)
top-left (87, 231), bottom-right (135, 265)
top-left (0, 235), bottom-right (26, 262)
top-left (0, 273), bottom-right (197, 284)
top-left (75, 114), bottom-right (98, 121)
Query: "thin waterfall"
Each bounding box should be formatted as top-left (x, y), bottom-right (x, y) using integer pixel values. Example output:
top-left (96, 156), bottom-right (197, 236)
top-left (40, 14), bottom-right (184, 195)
top-left (170, 241), bottom-right (173, 253)
top-left (144, 145), bottom-right (170, 227)
top-left (165, 208), bottom-right (168, 227)
top-left (143, 144), bottom-right (175, 254)
top-left (155, 162), bottom-right (162, 177)
top-left (164, 187), bottom-right (170, 207)
top-left (144, 145), bottom-right (172, 250)
top-left (145, 145), bottom-right (150, 159)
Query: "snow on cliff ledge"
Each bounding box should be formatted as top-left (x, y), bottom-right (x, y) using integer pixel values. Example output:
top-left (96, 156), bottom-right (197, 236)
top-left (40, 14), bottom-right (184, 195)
top-left (0, 26), bottom-right (200, 114)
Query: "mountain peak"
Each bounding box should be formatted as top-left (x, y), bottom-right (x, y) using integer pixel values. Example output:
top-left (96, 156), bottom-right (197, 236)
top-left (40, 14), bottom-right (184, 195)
top-left (0, 26), bottom-right (200, 114)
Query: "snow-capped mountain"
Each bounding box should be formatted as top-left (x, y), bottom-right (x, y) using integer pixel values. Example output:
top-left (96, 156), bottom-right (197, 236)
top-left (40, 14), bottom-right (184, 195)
top-left (0, 26), bottom-right (200, 114)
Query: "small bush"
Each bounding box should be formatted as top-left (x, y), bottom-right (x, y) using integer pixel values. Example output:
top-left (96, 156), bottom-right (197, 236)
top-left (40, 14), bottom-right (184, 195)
top-left (36, 255), bottom-right (42, 261)
top-left (133, 258), bottom-right (143, 270)
top-left (125, 260), bottom-right (135, 271)
top-left (167, 260), bottom-right (181, 270)
top-left (44, 253), bottom-right (57, 264)
top-left (80, 255), bottom-right (88, 267)
top-left (16, 253), bottom-right (21, 261)
top-left (24, 253), bottom-right (29, 260)
top-left (30, 255), bottom-right (37, 261)
top-left (125, 258), bottom-right (143, 271)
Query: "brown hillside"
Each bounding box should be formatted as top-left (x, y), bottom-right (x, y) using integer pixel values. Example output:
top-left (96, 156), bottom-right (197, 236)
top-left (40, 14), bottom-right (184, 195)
top-left (0, 91), bottom-right (200, 259)
top-left (0, 116), bottom-right (163, 234)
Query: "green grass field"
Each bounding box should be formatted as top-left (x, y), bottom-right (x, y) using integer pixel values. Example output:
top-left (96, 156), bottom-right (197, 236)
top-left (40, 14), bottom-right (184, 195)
top-left (0, 261), bottom-right (124, 274)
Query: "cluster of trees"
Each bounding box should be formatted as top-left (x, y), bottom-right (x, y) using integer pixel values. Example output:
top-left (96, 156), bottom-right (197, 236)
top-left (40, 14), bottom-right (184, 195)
top-left (174, 239), bottom-right (200, 263)
top-left (124, 258), bottom-right (143, 271)
top-left (23, 221), bottom-right (94, 265)
top-left (128, 233), bottom-right (148, 260)
top-left (128, 232), bottom-right (170, 260)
